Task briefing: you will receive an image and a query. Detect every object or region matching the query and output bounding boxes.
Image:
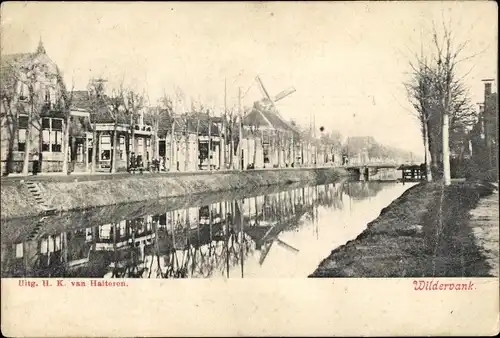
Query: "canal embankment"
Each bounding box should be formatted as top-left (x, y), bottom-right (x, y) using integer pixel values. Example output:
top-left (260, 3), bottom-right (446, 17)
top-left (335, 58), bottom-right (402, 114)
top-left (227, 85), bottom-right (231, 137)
top-left (1, 167), bottom-right (347, 220)
top-left (310, 180), bottom-right (499, 278)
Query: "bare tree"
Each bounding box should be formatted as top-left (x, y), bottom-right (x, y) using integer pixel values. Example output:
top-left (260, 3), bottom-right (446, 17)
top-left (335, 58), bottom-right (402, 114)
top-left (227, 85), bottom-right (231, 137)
top-left (107, 86), bottom-right (125, 174)
top-left (0, 61), bottom-right (20, 176)
top-left (122, 89), bottom-right (145, 171)
top-left (88, 78), bottom-right (107, 174)
top-left (406, 20), bottom-right (479, 184)
top-left (16, 61), bottom-right (54, 176)
top-left (406, 53), bottom-right (434, 182)
top-left (55, 68), bottom-right (74, 175)
top-left (158, 91), bottom-right (175, 170)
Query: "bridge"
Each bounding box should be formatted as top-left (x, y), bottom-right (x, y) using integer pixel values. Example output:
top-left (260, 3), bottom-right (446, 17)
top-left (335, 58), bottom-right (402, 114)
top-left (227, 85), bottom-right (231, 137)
top-left (343, 162), bottom-right (423, 181)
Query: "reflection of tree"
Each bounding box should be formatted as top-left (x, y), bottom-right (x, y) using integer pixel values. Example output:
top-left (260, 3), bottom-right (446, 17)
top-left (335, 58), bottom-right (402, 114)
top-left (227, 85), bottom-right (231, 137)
top-left (343, 181), bottom-right (384, 200)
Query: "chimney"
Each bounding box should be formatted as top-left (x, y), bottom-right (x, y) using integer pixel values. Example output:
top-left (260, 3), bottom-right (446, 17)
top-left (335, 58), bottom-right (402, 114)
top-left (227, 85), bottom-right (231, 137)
top-left (482, 79), bottom-right (494, 98)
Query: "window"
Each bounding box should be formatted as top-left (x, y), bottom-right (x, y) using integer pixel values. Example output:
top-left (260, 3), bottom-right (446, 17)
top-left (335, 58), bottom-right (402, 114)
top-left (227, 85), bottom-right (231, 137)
top-left (101, 135), bottom-right (111, 160)
top-left (18, 130), bottom-right (26, 152)
top-left (101, 150), bottom-right (111, 161)
top-left (41, 118), bottom-right (63, 152)
top-left (17, 116), bottom-right (28, 152)
top-left (119, 136), bottom-right (125, 160)
top-left (52, 119), bottom-right (62, 131)
top-left (50, 130), bottom-right (62, 152)
top-left (119, 220), bottom-right (127, 239)
top-left (42, 118), bottom-right (50, 129)
top-left (42, 130), bottom-right (50, 151)
top-left (146, 138), bottom-right (151, 147)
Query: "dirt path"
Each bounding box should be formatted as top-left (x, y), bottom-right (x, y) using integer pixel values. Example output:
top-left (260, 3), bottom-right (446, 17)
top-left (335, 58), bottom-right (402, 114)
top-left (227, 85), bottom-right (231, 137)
top-left (468, 183), bottom-right (499, 277)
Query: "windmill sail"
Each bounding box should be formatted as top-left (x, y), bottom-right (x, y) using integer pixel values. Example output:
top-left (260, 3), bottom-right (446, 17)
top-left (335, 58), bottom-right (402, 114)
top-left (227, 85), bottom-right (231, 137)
top-left (273, 87), bottom-right (296, 103)
top-left (255, 76), bottom-right (272, 102)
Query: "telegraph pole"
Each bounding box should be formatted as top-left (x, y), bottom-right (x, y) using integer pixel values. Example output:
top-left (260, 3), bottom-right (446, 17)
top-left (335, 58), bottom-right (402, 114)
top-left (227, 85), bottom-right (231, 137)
top-left (238, 87), bottom-right (243, 172)
top-left (223, 78), bottom-right (227, 169)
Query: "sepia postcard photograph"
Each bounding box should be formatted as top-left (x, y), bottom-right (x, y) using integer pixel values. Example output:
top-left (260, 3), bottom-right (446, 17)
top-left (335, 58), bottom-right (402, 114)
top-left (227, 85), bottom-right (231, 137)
top-left (1, 1), bottom-right (498, 336)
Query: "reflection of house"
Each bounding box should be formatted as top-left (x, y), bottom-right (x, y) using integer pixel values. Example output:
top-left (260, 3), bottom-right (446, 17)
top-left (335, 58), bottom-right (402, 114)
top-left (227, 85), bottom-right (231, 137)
top-left (0, 41), bottom-right (92, 174)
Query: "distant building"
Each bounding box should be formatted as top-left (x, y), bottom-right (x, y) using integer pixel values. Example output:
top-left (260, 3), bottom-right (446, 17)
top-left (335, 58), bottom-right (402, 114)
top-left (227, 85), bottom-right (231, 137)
top-left (470, 79), bottom-right (498, 177)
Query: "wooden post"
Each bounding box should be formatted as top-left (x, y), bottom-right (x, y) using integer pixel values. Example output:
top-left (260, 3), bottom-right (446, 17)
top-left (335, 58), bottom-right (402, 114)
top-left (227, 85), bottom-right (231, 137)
top-left (84, 132), bottom-right (89, 171)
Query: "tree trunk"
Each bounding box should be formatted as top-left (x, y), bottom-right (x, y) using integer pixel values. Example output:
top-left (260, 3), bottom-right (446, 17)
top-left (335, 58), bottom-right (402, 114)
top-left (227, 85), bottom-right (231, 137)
top-left (423, 119), bottom-right (433, 182)
top-left (153, 121), bottom-right (159, 160)
top-left (221, 114), bottom-right (226, 169)
top-left (131, 117), bottom-right (135, 155)
top-left (4, 116), bottom-right (17, 176)
top-left (170, 120), bottom-right (175, 171)
top-left (196, 117), bottom-right (200, 171)
top-left (111, 122), bottom-right (118, 173)
top-left (442, 112), bottom-right (451, 185)
top-left (125, 132), bottom-right (130, 172)
top-left (238, 116), bottom-right (243, 171)
top-left (62, 114), bottom-right (71, 174)
top-left (230, 116), bottom-right (234, 170)
top-left (22, 106), bottom-right (33, 176)
top-left (184, 132), bottom-right (189, 172)
top-left (208, 114), bottom-right (212, 172)
top-left (252, 132), bottom-right (257, 167)
top-left (91, 123), bottom-right (97, 173)
top-left (70, 137), bottom-right (77, 173)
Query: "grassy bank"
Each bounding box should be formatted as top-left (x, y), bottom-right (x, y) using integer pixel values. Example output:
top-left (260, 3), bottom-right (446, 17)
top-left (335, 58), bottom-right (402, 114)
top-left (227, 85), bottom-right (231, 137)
top-left (310, 180), bottom-right (498, 278)
top-left (1, 167), bottom-right (346, 220)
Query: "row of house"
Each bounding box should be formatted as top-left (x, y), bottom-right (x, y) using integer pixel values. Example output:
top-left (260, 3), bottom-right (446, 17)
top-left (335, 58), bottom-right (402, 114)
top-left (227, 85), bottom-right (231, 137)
top-left (0, 42), bottom-right (341, 175)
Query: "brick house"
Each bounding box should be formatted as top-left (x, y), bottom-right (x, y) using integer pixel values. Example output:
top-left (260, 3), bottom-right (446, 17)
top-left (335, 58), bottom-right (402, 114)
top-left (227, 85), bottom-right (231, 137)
top-left (0, 40), bottom-right (90, 174)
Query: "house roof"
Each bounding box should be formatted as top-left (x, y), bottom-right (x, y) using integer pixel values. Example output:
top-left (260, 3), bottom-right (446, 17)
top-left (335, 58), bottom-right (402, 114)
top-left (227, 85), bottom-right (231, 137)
top-left (1, 53), bottom-right (36, 67)
top-left (243, 106), bottom-right (302, 141)
top-left (69, 90), bottom-right (130, 124)
top-left (156, 113), bottom-right (221, 138)
top-left (71, 90), bottom-right (92, 111)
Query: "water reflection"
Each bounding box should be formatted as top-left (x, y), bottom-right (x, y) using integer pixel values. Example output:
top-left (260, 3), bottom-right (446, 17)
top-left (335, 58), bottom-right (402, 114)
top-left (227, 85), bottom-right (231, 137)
top-left (1, 181), bottom-right (414, 278)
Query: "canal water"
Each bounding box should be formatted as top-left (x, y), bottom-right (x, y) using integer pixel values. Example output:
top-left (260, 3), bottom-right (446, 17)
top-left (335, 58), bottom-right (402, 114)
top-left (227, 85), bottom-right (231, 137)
top-left (1, 181), bottom-right (415, 278)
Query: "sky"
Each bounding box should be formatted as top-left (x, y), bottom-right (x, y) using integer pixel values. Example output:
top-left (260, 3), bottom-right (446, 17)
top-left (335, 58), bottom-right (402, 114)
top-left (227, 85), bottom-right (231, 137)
top-left (1, 1), bottom-right (497, 155)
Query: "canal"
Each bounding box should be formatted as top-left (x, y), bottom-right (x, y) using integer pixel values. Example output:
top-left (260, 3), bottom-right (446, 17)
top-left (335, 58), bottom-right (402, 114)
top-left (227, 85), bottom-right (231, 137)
top-left (1, 180), bottom-right (415, 278)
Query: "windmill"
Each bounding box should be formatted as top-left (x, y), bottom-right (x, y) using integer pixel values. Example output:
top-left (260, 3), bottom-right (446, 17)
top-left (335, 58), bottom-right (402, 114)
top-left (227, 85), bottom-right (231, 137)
top-left (254, 76), bottom-right (298, 167)
top-left (255, 76), bottom-right (296, 115)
